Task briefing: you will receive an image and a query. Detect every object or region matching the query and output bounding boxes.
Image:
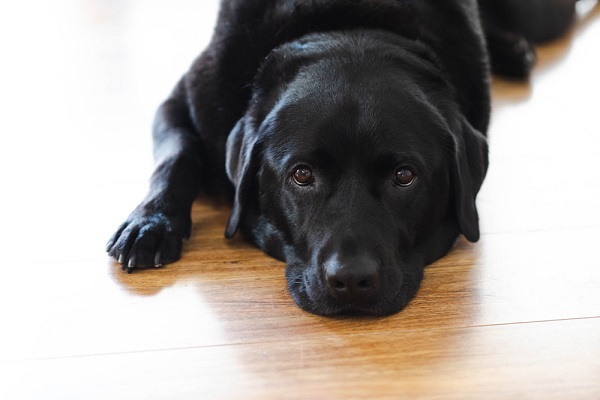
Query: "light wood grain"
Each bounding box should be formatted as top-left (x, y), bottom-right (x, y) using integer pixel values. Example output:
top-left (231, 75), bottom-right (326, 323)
top-left (1, 1), bottom-right (599, 399)
top-left (2, 318), bottom-right (599, 399)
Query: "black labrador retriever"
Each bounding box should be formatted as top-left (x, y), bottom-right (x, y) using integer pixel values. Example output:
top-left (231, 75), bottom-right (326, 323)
top-left (107, 0), bottom-right (580, 316)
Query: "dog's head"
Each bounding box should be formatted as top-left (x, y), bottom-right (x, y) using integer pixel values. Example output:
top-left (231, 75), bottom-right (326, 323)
top-left (225, 32), bottom-right (488, 316)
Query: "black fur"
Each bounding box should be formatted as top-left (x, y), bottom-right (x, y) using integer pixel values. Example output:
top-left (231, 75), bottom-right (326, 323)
top-left (107, 0), bottom-right (580, 315)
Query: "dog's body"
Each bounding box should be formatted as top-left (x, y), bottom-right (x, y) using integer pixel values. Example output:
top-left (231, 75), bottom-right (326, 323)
top-left (107, 0), bottom-right (580, 315)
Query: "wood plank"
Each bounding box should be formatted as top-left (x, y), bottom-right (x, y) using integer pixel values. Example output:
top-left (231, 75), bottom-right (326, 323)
top-left (3, 318), bottom-right (599, 399)
top-left (2, 219), bottom-right (599, 361)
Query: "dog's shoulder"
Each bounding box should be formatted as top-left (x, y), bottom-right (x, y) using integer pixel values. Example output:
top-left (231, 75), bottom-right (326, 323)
top-left (183, 0), bottom-right (490, 151)
top-left (210, 0), bottom-right (489, 129)
top-left (211, 0), bottom-right (418, 54)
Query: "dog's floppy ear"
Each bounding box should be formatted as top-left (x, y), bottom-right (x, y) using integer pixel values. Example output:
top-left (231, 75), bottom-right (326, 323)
top-left (225, 118), bottom-right (262, 238)
top-left (450, 117), bottom-right (489, 242)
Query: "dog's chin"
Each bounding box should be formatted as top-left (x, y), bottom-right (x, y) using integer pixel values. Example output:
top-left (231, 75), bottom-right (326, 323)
top-left (286, 271), bottom-right (417, 317)
top-left (289, 289), bottom-right (411, 317)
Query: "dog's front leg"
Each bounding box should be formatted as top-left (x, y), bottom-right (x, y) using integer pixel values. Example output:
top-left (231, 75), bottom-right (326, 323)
top-left (106, 93), bottom-right (201, 272)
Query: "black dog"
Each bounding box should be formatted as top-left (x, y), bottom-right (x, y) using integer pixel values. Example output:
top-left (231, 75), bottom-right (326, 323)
top-left (107, 0), bottom-right (580, 315)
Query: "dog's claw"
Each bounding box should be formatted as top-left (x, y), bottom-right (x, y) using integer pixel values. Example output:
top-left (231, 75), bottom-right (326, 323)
top-left (121, 257), bottom-right (135, 273)
top-left (118, 254), bottom-right (124, 264)
top-left (153, 253), bottom-right (163, 268)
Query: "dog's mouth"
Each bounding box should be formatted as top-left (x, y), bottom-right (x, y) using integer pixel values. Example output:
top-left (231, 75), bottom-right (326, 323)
top-left (286, 267), bottom-right (417, 317)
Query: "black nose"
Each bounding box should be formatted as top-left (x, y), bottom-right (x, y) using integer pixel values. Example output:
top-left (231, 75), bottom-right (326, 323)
top-left (324, 257), bottom-right (379, 301)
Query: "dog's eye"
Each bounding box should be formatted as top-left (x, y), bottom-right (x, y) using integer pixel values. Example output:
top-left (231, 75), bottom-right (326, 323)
top-left (292, 165), bottom-right (314, 186)
top-left (394, 167), bottom-right (416, 187)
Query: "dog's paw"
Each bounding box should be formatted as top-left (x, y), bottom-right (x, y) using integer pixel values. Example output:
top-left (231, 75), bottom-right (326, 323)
top-left (487, 31), bottom-right (537, 80)
top-left (106, 212), bottom-right (191, 272)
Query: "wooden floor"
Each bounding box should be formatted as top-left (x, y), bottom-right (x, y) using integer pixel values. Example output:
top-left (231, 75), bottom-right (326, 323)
top-left (1, 1), bottom-right (599, 399)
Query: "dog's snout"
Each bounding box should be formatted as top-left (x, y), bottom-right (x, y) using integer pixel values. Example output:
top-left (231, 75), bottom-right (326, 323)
top-left (324, 257), bottom-right (379, 301)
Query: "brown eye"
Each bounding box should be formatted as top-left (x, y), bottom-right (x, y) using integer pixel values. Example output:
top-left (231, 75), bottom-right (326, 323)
top-left (394, 167), bottom-right (416, 187)
top-left (292, 165), bottom-right (314, 186)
